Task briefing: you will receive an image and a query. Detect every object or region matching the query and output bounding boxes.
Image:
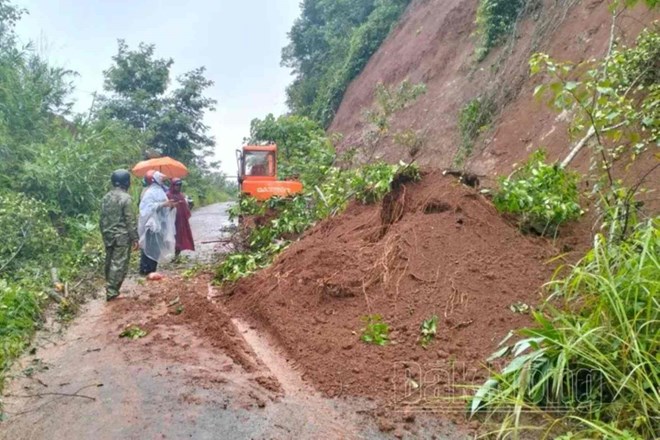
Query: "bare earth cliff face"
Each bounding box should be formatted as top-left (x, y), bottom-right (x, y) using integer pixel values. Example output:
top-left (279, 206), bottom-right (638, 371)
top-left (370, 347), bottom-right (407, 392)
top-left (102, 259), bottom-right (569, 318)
top-left (329, 0), bottom-right (657, 178)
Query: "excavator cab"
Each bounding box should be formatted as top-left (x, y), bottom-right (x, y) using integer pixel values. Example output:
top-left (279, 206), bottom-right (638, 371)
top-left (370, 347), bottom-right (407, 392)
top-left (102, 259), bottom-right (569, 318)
top-left (236, 144), bottom-right (303, 200)
top-left (237, 145), bottom-right (277, 182)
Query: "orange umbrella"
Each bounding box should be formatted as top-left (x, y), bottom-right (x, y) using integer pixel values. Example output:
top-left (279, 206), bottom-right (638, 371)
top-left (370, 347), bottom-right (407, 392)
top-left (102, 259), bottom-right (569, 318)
top-left (132, 157), bottom-right (188, 179)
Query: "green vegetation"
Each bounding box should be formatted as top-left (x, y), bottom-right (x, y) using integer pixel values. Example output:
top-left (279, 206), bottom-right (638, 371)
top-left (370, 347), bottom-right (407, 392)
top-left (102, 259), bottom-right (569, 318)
top-left (283, 0), bottom-right (411, 126)
top-left (475, 5), bottom-right (659, 438)
top-left (530, 23), bottom-right (659, 239)
top-left (365, 81), bottom-right (427, 132)
top-left (360, 314), bottom-right (390, 346)
top-left (0, 0), bottom-right (232, 387)
top-left (0, 281), bottom-right (41, 375)
top-left (493, 149), bottom-right (583, 235)
top-left (419, 315), bottom-right (438, 348)
top-left (246, 113), bottom-right (335, 187)
top-left (350, 162), bottom-right (403, 204)
top-left (473, 220), bottom-right (659, 439)
top-left (98, 40), bottom-right (233, 206)
top-left (360, 80), bottom-right (427, 162)
top-left (454, 96), bottom-right (494, 167)
top-left (217, 101), bottom-right (422, 285)
top-left (119, 325), bottom-right (148, 340)
top-left (474, 0), bottom-right (528, 61)
top-left (216, 159), bottom-right (418, 284)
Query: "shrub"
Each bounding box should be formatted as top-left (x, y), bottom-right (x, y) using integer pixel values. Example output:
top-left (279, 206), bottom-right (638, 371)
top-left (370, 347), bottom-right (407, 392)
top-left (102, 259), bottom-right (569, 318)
top-left (214, 243), bottom-right (286, 284)
top-left (361, 80), bottom-right (427, 160)
top-left (472, 219), bottom-right (660, 439)
top-left (493, 149), bottom-right (582, 234)
top-left (0, 192), bottom-right (58, 278)
top-left (454, 96), bottom-right (494, 167)
top-left (17, 122), bottom-right (142, 216)
top-left (474, 0), bottom-right (527, 61)
top-left (228, 196), bottom-right (266, 221)
top-left (350, 162), bottom-right (400, 204)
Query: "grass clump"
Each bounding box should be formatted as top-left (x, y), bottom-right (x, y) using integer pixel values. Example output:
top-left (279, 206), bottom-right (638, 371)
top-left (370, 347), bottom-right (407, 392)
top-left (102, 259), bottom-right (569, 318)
top-left (493, 149), bottom-right (582, 235)
top-left (472, 219), bottom-right (659, 439)
top-left (0, 281), bottom-right (41, 387)
top-left (454, 96), bottom-right (494, 167)
top-left (419, 315), bottom-right (439, 348)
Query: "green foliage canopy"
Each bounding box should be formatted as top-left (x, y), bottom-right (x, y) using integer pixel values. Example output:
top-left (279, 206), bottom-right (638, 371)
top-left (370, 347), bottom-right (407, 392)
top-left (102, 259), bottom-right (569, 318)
top-left (282, 0), bottom-right (411, 126)
top-left (98, 40), bottom-right (216, 165)
top-left (474, 0), bottom-right (527, 61)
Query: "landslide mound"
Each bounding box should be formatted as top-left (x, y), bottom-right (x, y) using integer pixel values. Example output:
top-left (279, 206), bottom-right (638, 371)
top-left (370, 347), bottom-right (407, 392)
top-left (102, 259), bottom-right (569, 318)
top-left (225, 171), bottom-right (558, 399)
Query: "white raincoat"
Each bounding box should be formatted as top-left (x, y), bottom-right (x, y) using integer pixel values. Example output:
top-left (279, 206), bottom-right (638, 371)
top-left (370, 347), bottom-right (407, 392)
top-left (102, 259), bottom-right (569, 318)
top-left (138, 172), bottom-right (176, 263)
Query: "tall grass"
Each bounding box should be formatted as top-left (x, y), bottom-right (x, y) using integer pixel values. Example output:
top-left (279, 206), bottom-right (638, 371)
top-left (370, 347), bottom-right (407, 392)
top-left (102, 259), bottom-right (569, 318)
top-left (0, 281), bottom-right (41, 391)
top-left (473, 219), bottom-right (659, 439)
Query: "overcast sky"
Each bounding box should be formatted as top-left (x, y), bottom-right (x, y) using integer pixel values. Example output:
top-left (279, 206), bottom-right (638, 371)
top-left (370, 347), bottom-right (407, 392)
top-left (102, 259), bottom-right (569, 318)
top-left (15, 0), bottom-right (301, 175)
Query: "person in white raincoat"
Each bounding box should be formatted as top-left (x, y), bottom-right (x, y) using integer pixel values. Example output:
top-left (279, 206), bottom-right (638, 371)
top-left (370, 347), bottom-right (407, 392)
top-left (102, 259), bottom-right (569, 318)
top-left (138, 171), bottom-right (178, 275)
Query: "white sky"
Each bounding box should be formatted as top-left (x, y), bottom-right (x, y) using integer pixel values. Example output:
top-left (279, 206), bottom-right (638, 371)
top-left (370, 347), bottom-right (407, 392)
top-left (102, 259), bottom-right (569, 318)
top-left (15, 0), bottom-right (301, 175)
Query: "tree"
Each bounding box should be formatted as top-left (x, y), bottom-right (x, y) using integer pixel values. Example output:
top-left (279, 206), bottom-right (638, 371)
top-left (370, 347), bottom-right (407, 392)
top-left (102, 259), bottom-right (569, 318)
top-left (282, 0), bottom-right (411, 126)
top-left (99, 40), bottom-right (216, 165)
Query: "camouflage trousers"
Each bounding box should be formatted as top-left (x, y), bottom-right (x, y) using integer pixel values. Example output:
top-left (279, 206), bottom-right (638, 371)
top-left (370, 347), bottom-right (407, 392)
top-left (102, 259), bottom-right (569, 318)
top-left (104, 244), bottom-right (131, 299)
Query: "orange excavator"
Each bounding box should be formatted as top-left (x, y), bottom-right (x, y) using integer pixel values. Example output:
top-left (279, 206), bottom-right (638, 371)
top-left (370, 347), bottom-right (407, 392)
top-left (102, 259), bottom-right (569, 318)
top-left (235, 144), bottom-right (303, 200)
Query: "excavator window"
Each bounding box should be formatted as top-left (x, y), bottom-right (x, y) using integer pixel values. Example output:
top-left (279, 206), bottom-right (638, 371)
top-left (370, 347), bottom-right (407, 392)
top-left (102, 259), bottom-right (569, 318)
top-left (245, 150), bottom-right (276, 177)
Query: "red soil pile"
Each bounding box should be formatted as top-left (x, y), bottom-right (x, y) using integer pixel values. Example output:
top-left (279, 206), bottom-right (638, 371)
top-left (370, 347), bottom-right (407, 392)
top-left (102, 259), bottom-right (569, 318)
top-left (224, 171), bottom-right (560, 400)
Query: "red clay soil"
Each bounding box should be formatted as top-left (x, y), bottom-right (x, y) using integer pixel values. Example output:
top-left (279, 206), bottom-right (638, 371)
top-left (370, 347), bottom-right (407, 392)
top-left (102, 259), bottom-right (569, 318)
top-left (223, 172), bottom-right (567, 401)
top-left (329, 0), bottom-right (657, 177)
top-left (109, 274), bottom-right (261, 374)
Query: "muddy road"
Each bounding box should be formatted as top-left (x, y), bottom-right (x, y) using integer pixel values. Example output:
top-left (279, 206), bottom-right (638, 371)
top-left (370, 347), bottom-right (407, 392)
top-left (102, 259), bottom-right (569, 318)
top-left (0, 203), bottom-right (465, 440)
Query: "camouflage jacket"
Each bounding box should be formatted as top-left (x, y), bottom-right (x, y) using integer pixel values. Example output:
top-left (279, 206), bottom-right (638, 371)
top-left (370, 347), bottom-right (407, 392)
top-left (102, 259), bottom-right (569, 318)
top-left (100, 188), bottom-right (138, 247)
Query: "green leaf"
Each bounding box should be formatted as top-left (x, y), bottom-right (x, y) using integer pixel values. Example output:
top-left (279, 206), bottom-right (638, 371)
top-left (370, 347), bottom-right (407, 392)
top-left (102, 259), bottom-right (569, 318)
top-left (471, 379), bottom-right (498, 414)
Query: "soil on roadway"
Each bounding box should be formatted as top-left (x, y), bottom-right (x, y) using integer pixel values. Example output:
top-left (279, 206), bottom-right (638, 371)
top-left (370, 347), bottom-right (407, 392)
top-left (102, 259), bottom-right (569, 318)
top-left (0, 202), bottom-right (466, 440)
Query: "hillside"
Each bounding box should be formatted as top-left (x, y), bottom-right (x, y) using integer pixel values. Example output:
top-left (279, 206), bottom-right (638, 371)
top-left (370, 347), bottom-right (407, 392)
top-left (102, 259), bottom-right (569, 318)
top-left (329, 0), bottom-right (657, 178)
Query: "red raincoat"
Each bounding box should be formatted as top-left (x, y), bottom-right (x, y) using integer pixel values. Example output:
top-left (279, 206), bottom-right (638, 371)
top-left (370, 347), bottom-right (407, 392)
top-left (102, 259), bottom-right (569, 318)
top-left (167, 184), bottom-right (195, 252)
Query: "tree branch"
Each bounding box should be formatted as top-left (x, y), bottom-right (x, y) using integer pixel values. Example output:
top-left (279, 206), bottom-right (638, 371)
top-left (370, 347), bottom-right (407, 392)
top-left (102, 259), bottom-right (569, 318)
top-left (0, 229), bottom-right (28, 274)
top-left (561, 122), bottom-right (626, 168)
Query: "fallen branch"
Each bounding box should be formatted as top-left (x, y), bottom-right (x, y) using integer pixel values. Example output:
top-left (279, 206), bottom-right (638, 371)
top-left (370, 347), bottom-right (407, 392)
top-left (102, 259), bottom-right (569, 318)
top-left (200, 239), bottom-right (232, 244)
top-left (8, 383), bottom-right (102, 402)
top-left (560, 122), bottom-right (626, 168)
top-left (10, 391), bottom-right (96, 401)
top-left (560, 126), bottom-right (595, 168)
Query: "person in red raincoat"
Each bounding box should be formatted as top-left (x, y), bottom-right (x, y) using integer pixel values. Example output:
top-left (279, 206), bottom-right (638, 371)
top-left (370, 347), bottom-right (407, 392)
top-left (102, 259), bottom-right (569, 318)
top-left (167, 178), bottom-right (195, 258)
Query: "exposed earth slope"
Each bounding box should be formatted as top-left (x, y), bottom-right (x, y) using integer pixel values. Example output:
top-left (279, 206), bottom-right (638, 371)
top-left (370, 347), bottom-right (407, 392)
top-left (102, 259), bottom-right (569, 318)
top-left (329, 0), bottom-right (657, 176)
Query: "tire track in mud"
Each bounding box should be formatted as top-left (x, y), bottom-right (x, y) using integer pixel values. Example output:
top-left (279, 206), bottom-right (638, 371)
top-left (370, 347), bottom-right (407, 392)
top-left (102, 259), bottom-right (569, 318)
top-left (204, 280), bottom-right (364, 439)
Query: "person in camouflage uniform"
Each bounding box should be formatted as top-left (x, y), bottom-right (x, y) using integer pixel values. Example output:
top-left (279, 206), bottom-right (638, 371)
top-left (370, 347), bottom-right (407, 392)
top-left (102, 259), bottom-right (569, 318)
top-left (100, 170), bottom-right (138, 301)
